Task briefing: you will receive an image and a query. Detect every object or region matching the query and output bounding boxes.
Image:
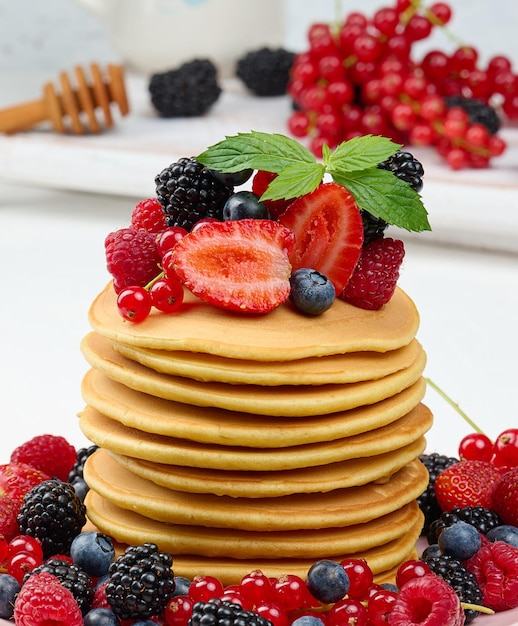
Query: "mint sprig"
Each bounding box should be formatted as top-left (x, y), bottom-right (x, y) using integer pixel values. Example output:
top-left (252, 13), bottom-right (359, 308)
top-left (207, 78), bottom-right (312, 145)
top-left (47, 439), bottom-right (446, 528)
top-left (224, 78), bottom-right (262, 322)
top-left (197, 131), bottom-right (431, 233)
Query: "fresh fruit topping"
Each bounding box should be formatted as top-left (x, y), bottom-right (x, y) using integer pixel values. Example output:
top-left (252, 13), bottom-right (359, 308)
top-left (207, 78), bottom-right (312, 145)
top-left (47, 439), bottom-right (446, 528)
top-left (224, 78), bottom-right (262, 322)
top-left (428, 506), bottom-right (503, 545)
top-left (172, 219), bottom-right (294, 314)
top-left (491, 466), bottom-right (518, 526)
top-left (438, 520), bottom-right (482, 561)
top-left (0, 497), bottom-right (23, 543)
top-left (278, 182), bottom-right (363, 294)
top-left (458, 432), bottom-right (494, 462)
top-left (105, 227), bottom-right (161, 293)
top-left (434, 459), bottom-right (501, 512)
top-left (197, 132), bottom-right (430, 234)
top-left (388, 573), bottom-right (464, 626)
top-left (17, 479), bottom-right (87, 559)
top-left (116, 285), bottom-right (153, 322)
top-left (210, 168), bottom-right (254, 188)
top-left (289, 268), bottom-right (336, 316)
top-left (492, 428), bottom-right (518, 468)
top-left (106, 543), bottom-right (175, 620)
top-left (464, 541), bottom-right (518, 611)
top-left (251, 170), bottom-right (294, 220)
top-left (417, 452), bottom-right (459, 536)
top-left (222, 190), bottom-right (270, 221)
top-left (130, 197), bottom-right (168, 234)
top-left (13, 571), bottom-right (83, 626)
top-left (155, 157), bottom-right (233, 231)
top-left (0, 572), bottom-right (20, 619)
top-left (149, 277), bottom-right (185, 314)
top-left (236, 47), bottom-right (296, 97)
top-left (149, 59), bottom-right (221, 118)
top-left (305, 559), bottom-right (349, 604)
top-left (487, 526), bottom-right (518, 548)
top-left (340, 237), bottom-right (405, 310)
top-left (10, 434), bottom-right (77, 483)
top-left (377, 150), bottom-right (424, 192)
top-left (70, 531), bottom-right (115, 579)
top-left (0, 462), bottom-right (50, 503)
top-left (190, 598), bottom-right (272, 626)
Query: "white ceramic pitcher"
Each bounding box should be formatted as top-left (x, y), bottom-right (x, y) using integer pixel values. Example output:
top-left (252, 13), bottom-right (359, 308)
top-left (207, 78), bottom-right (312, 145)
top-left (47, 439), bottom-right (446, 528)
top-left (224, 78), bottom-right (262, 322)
top-left (73, 0), bottom-right (286, 76)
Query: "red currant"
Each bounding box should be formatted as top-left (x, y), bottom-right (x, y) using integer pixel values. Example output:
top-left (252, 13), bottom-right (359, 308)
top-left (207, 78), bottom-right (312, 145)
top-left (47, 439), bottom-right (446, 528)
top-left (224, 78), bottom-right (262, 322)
top-left (8, 535), bottom-right (43, 563)
top-left (271, 575), bottom-right (314, 611)
top-left (164, 595), bottom-right (193, 626)
top-left (240, 570), bottom-right (272, 607)
top-left (492, 428), bottom-right (518, 467)
top-left (367, 589), bottom-right (398, 626)
top-left (157, 226), bottom-right (188, 256)
top-left (458, 432), bottom-right (494, 462)
top-left (188, 575), bottom-right (224, 603)
top-left (255, 603), bottom-right (288, 626)
top-left (149, 277), bottom-right (184, 314)
top-left (340, 558), bottom-right (373, 600)
top-left (328, 598), bottom-right (368, 626)
top-left (395, 559), bottom-right (432, 589)
top-left (116, 286), bottom-right (152, 322)
top-left (8, 552), bottom-right (41, 584)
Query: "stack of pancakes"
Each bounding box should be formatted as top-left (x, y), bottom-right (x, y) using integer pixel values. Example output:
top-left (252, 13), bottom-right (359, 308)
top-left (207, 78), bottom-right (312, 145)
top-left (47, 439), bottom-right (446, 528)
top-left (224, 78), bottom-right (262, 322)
top-left (79, 282), bottom-right (432, 584)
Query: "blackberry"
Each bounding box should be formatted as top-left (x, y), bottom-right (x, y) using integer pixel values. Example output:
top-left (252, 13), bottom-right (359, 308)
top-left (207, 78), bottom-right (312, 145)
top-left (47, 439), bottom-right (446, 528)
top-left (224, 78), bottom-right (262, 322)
top-left (423, 554), bottom-right (483, 623)
top-left (16, 478), bottom-right (87, 558)
top-left (189, 598), bottom-right (273, 626)
top-left (25, 558), bottom-right (94, 615)
top-left (106, 542), bottom-right (175, 620)
top-left (68, 444), bottom-right (98, 484)
top-left (236, 47), bottom-right (296, 96)
top-left (149, 59), bottom-right (221, 117)
top-left (444, 95), bottom-right (501, 135)
top-left (378, 150), bottom-right (424, 193)
top-left (416, 453), bottom-right (459, 536)
top-left (428, 505), bottom-right (503, 545)
top-left (361, 210), bottom-right (389, 245)
top-left (155, 157), bottom-right (234, 230)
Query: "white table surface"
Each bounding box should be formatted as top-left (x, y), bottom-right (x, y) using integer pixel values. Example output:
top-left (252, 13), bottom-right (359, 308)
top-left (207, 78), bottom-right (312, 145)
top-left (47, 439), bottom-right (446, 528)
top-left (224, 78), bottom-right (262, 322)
top-left (1, 176), bottom-right (517, 463)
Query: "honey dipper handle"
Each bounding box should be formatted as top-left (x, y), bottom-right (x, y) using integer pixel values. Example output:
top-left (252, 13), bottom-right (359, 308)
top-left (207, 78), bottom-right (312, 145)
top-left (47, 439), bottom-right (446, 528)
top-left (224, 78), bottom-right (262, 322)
top-left (0, 98), bottom-right (48, 134)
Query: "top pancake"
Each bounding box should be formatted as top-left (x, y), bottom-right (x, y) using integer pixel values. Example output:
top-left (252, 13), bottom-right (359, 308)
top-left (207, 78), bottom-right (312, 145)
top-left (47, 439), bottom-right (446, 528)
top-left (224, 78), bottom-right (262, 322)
top-left (89, 282), bottom-right (420, 361)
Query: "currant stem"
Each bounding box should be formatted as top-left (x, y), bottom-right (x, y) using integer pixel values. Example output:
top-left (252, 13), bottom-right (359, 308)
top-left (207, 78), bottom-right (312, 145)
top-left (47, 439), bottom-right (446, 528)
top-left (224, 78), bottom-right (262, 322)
top-left (461, 602), bottom-right (494, 615)
top-left (425, 377), bottom-right (485, 434)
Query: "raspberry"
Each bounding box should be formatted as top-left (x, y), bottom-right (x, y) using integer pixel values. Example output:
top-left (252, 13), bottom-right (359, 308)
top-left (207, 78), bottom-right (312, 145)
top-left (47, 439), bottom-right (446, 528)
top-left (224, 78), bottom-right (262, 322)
top-left (464, 541), bottom-right (518, 611)
top-left (10, 434), bottom-right (77, 483)
top-left (388, 573), bottom-right (464, 626)
top-left (155, 157), bottom-right (233, 231)
top-left (131, 198), bottom-right (167, 234)
top-left (13, 571), bottom-right (83, 626)
top-left (339, 237), bottom-right (405, 310)
top-left (105, 227), bottom-right (161, 293)
top-left (236, 47), bottom-right (296, 96)
top-left (149, 59), bottom-right (221, 117)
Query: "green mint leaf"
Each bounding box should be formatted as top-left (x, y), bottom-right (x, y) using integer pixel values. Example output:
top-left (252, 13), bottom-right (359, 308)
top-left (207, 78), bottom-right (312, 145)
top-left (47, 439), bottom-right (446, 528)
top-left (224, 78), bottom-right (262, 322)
top-left (260, 162), bottom-right (326, 201)
top-left (326, 135), bottom-right (403, 174)
top-left (196, 130), bottom-right (316, 173)
top-left (332, 168), bottom-right (431, 232)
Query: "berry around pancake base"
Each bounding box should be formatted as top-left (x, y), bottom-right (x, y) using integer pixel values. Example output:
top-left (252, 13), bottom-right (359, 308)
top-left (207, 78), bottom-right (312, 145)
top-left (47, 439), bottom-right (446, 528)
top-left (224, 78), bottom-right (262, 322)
top-left (110, 338), bottom-right (421, 386)
top-left (80, 332), bottom-right (426, 417)
top-left (84, 492), bottom-right (422, 581)
top-left (85, 405), bottom-right (432, 498)
top-left (89, 282), bottom-right (420, 360)
top-left (83, 452), bottom-right (428, 530)
top-left (79, 403), bottom-right (429, 473)
top-left (81, 369), bottom-right (427, 447)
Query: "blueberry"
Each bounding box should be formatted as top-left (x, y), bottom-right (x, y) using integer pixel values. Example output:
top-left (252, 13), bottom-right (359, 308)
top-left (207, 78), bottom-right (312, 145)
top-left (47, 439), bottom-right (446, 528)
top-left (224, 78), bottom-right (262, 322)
top-left (306, 559), bottom-right (350, 604)
top-left (172, 576), bottom-right (191, 597)
top-left (71, 477), bottom-right (89, 501)
top-left (421, 543), bottom-right (441, 560)
top-left (70, 531), bottom-right (115, 577)
top-left (222, 191), bottom-right (270, 220)
top-left (289, 268), bottom-right (335, 315)
top-left (0, 574), bottom-right (21, 619)
top-left (291, 617), bottom-right (325, 626)
top-left (486, 525), bottom-right (518, 548)
top-left (83, 608), bottom-right (120, 626)
top-left (381, 582), bottom-right (399, 592)
top-left (438, 520), bottom-right (482, 560)
top-left (210, 168), bottom-right (254, 187)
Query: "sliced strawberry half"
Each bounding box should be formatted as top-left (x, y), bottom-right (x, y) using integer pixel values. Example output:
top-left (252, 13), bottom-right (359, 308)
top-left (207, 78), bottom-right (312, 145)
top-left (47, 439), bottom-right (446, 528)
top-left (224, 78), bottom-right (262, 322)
top-left (277, 182), bottom-right (364, 294)
top-left (172, 218), bottom-right (295, 313)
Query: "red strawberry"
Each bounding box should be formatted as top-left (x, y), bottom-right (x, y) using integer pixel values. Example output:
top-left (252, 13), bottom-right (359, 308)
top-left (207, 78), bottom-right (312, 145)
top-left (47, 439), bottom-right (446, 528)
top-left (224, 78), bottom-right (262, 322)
top-left (340, 237), bottom-right (405, 310)
top-left (434, 459), bottom-right (501, 512)
top-left (277, 182), bottom-right (364, 294)
top-left (0, 495), bottom-right (22, 542)
top-left (0, 462), bottom-right (50, 503)
top-left (172, 218), bottom-right (295, 313)
top-left (491, 466), bottom-right (518, 526)
top-left (10, 434), bottom-right (77, 483)
top-left (251, 170), bottom-right (295, 219)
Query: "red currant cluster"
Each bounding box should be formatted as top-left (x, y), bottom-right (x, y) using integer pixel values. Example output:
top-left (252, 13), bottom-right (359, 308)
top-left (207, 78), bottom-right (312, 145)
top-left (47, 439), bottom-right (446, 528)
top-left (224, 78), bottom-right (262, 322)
top-left (287, 0), bottom-right (515, 169)
top-left (0, 533), bottom-right (44, 584)
top-left (458, 427), bottom-right (518, 466)
top-left (162, 558), bottom-right (457, 626)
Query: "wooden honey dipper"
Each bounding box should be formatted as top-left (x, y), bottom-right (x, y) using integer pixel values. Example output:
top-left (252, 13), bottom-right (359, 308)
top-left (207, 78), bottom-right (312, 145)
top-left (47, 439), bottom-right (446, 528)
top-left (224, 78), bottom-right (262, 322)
top-left (0, 63), bottom-right (129, 135)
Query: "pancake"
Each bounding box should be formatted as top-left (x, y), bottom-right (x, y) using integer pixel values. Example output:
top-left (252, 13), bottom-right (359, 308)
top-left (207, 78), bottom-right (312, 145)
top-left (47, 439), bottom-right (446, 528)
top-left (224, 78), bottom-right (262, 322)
top-left (80, 332), bottom-right (427, 417)
top-left (111, 338), bottom-right (421, 386)
top-left (81, 369), bottom-right (427, 447)
top-left (92, 402), bottom-right (432, 496)
top-left (79, 404), bottom-right (430, 473)
top-left (84, 453), bottom-right (429, 530)
top-left (85, 492), bottom-right (423, 580)
top-left (89, 282), bottom-right (420, 360)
